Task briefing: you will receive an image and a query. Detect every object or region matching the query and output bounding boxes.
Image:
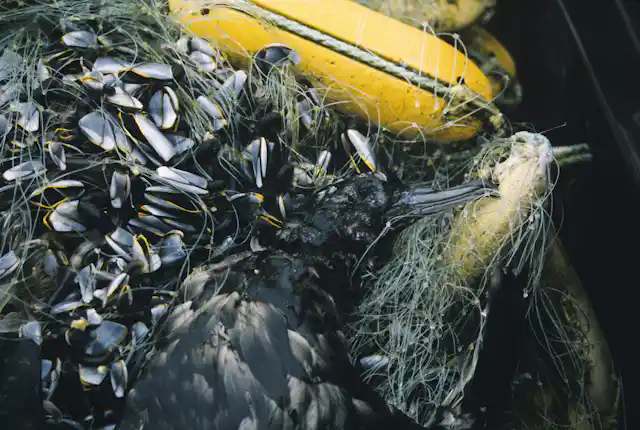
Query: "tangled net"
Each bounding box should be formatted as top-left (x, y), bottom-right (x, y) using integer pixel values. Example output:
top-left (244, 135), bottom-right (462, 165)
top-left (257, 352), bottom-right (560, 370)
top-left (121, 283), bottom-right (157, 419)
top-left (0, 0), bottom-right (362, 427)
top-left (0, 0), bottom-right (617, 429)
top-left (349, 133), bottom-right (553, 422)
top-left (349, 131), bottom-right (616, 429)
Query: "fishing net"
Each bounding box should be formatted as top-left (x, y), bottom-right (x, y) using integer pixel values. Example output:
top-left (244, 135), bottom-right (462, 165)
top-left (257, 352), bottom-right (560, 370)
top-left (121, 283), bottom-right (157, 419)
top-left (0, 0), bottom-right (618, 429)
top-left (348, 132), bottom-right (608, 428)
top-left (0, 1), bottom-right (354, 427)
top-left (349, 3), bottom-right (619, 429)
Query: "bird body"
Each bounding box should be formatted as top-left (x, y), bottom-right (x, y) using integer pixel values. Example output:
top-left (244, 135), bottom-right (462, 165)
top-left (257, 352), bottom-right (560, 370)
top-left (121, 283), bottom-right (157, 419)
top-left (121, 251), bottom-right (424, 430)
top-left (120, 174), bottom-right (493, 430)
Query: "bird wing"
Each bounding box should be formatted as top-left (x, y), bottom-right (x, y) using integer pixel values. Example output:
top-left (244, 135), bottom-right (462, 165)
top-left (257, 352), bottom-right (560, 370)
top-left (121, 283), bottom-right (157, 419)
top-left (120, 251), bottom-right (410, 430)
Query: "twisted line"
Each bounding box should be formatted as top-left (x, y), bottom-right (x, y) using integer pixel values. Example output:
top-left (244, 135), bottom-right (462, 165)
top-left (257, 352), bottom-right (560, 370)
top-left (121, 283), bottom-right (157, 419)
top-left (234, 1), bottom-right (502, 119)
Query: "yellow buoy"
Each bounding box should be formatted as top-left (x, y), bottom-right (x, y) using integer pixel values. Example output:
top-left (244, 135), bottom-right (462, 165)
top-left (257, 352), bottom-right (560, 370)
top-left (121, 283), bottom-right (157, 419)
top-left (461, 25), bottom-right (522, 108)
top-left (169, 0), bottom-right (503, 142)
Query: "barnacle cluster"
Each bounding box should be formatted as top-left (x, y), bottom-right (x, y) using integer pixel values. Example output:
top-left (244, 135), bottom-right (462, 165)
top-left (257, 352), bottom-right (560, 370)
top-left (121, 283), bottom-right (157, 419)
top-left (0, 1), bottom-right (353, 427)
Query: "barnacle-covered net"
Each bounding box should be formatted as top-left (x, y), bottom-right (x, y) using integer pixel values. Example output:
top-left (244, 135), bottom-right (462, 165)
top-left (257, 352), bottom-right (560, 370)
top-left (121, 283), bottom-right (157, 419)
top-left (0, 0), bottom-right (359, 427)
top-left (0, 0), bottom-right (346, 313)
top-left (0, 0), bottom-right (496, 327)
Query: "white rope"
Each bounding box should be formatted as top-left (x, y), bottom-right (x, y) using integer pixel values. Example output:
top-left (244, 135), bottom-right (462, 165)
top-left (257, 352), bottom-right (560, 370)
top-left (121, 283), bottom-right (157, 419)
top-left (233, 1), bottom-right (502, 120)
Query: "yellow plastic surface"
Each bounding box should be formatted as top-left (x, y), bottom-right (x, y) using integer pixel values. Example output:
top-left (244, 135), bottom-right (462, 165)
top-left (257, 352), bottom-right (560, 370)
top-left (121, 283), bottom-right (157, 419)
top-left (169, 0), bottom-right (497, 141)
top-left (465, 26), bottom-right (516, 77)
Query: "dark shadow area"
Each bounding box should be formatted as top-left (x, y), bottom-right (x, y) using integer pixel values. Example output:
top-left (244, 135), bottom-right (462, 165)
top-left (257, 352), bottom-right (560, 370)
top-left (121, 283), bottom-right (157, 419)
top-left (488, 0), bottom-right (640, 427)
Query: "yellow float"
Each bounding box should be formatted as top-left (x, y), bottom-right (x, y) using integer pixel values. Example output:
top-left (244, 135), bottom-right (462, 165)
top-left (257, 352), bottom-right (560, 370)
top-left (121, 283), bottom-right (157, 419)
top-left (169, 0), bottom-right (504, 142)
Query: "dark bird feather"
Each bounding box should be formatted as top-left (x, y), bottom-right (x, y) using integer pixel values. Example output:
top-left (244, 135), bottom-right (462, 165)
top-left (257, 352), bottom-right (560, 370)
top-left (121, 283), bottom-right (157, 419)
top-left (120, 174), bottom-right (495, 430)
top-left (120, 252), bottom-right (425, 429)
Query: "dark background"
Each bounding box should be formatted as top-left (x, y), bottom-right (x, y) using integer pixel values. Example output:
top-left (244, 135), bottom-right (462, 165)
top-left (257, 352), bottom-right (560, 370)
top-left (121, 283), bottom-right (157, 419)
top-left (488, 0), bottom-right (640, 427)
